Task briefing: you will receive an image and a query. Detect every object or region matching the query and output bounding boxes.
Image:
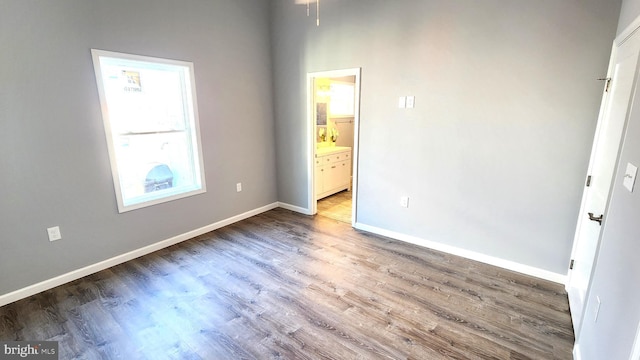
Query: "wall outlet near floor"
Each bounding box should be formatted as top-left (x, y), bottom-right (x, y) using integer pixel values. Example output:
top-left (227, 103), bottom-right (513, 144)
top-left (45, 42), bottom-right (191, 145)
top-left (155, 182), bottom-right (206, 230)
top-left (47, 226), bottom-right (62, 241)
top-left (400, 196), bottom-right (410, 208)
top-left (236, 182), bottom-right (242, 192)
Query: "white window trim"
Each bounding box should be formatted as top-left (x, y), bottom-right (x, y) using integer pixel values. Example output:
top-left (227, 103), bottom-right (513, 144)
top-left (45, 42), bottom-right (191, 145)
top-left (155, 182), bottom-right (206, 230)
top-left (91, 49), bottom-right (206, 213)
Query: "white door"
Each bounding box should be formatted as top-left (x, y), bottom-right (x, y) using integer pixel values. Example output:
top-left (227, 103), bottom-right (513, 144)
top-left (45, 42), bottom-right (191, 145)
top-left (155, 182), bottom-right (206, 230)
top-left (567, 32), bottom-right (640, 334)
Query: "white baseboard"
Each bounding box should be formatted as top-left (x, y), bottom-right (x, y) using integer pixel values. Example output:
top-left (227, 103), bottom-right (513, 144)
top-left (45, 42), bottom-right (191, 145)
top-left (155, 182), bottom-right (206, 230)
top-left (0, 202), bottom-right (279, 308)
top-left (354, 222), bottom-right (567, 284)
top-left (278, 201), bottom-right (313, 215)
top-left (573, 342), bottom-right (582, 360)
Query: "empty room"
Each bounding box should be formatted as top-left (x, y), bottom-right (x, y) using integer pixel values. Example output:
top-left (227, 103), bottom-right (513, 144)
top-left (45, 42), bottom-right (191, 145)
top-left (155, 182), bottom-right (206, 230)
top-left (2, 1), bottom-right (640, 359)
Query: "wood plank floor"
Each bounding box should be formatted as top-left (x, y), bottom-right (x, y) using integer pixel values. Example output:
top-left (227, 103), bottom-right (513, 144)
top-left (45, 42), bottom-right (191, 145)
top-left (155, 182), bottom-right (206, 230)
top-left (0, 208), bottom-right (574, 359)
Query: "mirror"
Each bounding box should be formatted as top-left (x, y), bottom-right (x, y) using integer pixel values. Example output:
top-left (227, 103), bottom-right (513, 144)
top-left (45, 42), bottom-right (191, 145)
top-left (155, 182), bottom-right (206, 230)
top-left (316, 102), bottom-right (327, 126)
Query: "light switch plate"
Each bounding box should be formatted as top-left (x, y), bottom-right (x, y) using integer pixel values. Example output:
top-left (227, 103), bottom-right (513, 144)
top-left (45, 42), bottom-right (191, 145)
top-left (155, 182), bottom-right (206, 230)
top-left (623, 163), bottom-right (638, 192)
top-left (398, 96), bottom-right (406, 108)
top-left (406, 96), bottom-right (415, 108)
top-left (47, 226), bottom-right (62, 241)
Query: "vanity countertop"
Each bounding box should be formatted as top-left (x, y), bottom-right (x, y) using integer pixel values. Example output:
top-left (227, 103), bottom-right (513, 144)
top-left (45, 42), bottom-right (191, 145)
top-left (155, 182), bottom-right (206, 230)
top-left (316, 146), bottom-right (351, 156)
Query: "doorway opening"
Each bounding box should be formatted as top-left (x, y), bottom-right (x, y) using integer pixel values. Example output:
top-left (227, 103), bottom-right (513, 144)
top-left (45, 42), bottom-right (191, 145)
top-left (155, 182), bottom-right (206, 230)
top-left (307, 68), bottom-right (361, 225)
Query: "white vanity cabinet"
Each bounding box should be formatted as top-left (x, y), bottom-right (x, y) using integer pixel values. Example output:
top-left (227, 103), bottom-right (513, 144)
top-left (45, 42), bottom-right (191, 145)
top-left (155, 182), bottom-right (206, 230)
top-left (315, 146), bottom-right (351, 200)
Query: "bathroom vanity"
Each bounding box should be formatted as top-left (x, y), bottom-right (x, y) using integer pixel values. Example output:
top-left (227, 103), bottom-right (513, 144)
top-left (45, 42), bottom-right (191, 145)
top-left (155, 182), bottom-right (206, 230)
top-left (315, 146), bottom-right (351, 200)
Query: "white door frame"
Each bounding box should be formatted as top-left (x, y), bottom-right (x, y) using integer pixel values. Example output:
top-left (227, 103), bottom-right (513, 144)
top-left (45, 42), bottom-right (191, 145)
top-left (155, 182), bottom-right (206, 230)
top-left (631, 321), bottom-right (640, 360)
top-left (306, 68), bottom-right (361, 224)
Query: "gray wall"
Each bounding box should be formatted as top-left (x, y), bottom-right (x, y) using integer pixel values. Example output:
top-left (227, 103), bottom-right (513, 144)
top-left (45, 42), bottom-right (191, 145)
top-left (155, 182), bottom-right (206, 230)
top-left (618, 0), bottom-right (640, 34)
top-left (0, 0), bottom-right (277, 296)
top-left (576, 0), bottom-right (640, 358)
top-left (272, 0), bottom-right (620, 275)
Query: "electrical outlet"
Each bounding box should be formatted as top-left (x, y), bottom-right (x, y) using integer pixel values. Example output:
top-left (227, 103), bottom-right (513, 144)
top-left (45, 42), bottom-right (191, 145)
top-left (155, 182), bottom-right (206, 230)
top-left (47, 226), bottom-right (62, 242)
top-left (236, 183), bottom-right (242, 192)
top-left (400, 196), bottom-right (409, 208)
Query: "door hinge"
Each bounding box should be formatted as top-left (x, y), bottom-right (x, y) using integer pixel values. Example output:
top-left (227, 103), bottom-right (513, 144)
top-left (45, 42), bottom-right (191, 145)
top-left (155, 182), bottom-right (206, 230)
top-left (570, 259), bottom-right (575, 270)
top-left (598, 77), bottom-right (612, 92)
top-left (586, 175), bottom-right (592, 187)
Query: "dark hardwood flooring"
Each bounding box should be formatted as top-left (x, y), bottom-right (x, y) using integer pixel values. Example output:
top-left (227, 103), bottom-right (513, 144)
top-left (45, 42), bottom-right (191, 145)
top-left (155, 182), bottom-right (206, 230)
top-left (0, 208), bottom-right (574, 359)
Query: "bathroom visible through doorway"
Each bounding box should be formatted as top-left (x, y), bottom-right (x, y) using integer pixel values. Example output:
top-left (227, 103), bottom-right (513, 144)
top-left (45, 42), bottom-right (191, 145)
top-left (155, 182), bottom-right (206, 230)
top-left (307, 68), bottom-right (361, 225)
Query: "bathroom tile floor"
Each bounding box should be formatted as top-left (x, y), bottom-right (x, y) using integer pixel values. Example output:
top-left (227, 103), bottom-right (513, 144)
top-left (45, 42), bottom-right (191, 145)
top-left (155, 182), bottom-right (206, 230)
top-left (317, 190), bottom-right (352, 224)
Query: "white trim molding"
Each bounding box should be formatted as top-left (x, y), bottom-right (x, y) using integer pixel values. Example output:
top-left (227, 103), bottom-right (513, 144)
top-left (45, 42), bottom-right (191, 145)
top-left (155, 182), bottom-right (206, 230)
top-left (278, 202), bottom-right (314, 215)
top-left (630, 321), bottom-right (640, 360)
top-left (574, 342), bottom-right (583, 360)
top-left (0, 202), bottom-right (279, 307)
top-left (354, 222), bottom-right (567, 284)
top-left (618, 14), bottom-right (640, 47)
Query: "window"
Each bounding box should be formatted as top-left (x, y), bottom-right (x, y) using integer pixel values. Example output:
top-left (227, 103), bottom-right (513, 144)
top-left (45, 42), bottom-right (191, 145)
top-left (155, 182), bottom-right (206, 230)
top-left (91, 49), bottom-right (206, 213)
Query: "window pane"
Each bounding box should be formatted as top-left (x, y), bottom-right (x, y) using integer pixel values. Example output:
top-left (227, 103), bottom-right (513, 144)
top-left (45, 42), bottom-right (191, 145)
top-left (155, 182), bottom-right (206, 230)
top-left (92, 50), bottom-right (206, 212)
